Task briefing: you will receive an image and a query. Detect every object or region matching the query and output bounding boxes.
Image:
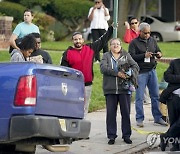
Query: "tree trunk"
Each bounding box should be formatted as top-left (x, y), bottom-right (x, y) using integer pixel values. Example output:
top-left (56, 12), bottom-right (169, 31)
top-left (118, 0), bottom-right (130, 39)
top-left (117, 0), bottom-right (145, 40)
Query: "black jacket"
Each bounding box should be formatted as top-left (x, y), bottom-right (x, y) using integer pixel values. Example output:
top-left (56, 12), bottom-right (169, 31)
top-left (30, 49), bottom-right (52, 64)
top-left (128, 36), bottom-right (161, 73)
top-left (159, 59), bottom-right (180, 103)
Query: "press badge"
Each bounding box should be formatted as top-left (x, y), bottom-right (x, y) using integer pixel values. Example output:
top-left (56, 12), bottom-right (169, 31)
top-left (144, 57), bottom-right (150, 63)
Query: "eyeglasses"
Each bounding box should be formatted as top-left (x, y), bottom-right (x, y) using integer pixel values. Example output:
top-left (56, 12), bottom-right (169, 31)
top-left (110, 43), bottom-right (121, 46)
top-left (95, 1), bottom-right (101, 4)
top-left (36, 42), bottom-right (41, 44)
top-left (142, 31), bottom-right (151, 35)
top-left (131, 22), bottom-right (138, 25)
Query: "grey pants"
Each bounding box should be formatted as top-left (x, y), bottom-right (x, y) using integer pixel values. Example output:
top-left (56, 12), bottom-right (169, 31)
top-left (84, 85), bottom-right (92, 118)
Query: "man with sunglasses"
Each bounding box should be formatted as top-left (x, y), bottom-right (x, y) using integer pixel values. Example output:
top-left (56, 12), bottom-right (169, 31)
top-left (123, 17), bottom-right (139, 43)
top-left (88, 0), bottom-right (110, 63)
top-left (124, 17), bottom-right (151, 106)
top-left (128, 22), bottom-right (168, 127)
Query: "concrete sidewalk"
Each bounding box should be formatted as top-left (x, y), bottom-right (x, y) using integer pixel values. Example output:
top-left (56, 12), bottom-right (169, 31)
top-left (67, 103), bottom-right (168, 154)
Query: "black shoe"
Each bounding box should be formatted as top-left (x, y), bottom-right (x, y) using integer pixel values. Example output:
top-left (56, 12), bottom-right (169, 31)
top-left (170, 144), bottom-right (179, 151)
top-left (160, 133), bottom-right (168, 151)
top-left (108, 139), bottom-right (115, 145)
top-left (124, 138), bottom-right (132, 144)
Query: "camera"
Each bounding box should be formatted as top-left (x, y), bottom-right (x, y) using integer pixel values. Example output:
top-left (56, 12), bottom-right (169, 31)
top-left (152, 53), bottom-right (158, 56)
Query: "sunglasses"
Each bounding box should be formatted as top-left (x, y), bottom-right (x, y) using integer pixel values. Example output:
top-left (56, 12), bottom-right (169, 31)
top-left (142, 31), bottom-right (151, 35)
top-left (131, 22), bottom-right (138, 25)
top-left (36, 42), bottom-right (41, 44)
top-left (95, 1), bottom-right (101, 4)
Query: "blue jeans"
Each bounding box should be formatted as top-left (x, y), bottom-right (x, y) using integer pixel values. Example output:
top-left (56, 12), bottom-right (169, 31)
top-left (135, 69), bottom-right (162, 122)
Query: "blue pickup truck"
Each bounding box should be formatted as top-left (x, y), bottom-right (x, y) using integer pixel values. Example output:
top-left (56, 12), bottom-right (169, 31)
top-left (0, 62), bottom-right (91, 154)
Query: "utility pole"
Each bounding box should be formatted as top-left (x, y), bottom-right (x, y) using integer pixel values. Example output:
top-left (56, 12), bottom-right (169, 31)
top-left (113, 0), bottom-right (118, 38)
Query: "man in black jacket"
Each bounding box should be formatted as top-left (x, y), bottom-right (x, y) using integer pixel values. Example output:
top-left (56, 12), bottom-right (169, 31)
top-left (159, 58), bottom-right (180, 151)
top-left (128, 22), bottom-right (167, 127)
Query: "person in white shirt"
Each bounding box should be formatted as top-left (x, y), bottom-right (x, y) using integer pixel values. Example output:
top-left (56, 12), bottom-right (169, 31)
top-left (88, 0), bottom-right (110, 63)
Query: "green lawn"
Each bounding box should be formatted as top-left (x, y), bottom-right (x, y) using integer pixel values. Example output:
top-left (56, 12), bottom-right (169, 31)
top-left (42, 41), bottom-right (180, 58)
top-left (0, 41), bottom-right (179, 112)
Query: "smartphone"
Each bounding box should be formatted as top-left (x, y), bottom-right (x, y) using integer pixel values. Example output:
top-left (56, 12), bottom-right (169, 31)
top-left (152, 53), bottom-right (158, 56)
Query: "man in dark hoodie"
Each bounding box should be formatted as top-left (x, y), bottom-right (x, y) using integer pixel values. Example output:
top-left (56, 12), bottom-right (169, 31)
top-left (159, 58), bottom-right (180, 152)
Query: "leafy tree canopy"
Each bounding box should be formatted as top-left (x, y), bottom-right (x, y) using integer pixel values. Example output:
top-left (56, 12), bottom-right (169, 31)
top-left (20, 0), bottom-right (50, 8)
top-left (0, 1), bottom-right (25, 22)
top-left (2, 0), bottom-right (94, 40)
top-left (47, 0), bottom-right (93, 32)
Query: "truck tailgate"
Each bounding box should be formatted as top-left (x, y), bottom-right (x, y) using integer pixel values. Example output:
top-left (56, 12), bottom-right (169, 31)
top-left (34, 66), bottom-right (85, 119)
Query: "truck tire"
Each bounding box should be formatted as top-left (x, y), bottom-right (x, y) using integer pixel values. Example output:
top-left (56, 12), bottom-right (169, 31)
top-left (0, 144), bottom-right (16, 153)
top-left (16, 152), bottom-right (35, 154)
top-left (0, 144), bottom-right (35, 154)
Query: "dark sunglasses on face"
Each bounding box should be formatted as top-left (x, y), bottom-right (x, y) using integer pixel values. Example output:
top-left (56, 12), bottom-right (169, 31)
top-left (95, 1), bottom-right (100, 4)
top-left (131, 22), bottom-right (138, 25)
top-left (142, 31), bottom-right (151, 35)
top-left (36, 42), bottom-right (41, 44)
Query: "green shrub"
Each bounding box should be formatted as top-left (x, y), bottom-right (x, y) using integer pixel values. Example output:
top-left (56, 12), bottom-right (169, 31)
top-left (33, 12), bottom-right (56, 41)
top-left (19, 0), bottom-right (50, 8)
top-left (51, 0), bottom-right (93, 20)
top-left (0, 1), bottom-right (25, 23)
top-left (48, 21), bottom-right (68, 41)
top-left (45, 0), bottom-right (93, 39)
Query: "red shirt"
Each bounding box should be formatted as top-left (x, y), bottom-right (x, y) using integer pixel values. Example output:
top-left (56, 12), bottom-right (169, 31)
top-left (66, 45), bottom-right (94, 84)
top-left (123, 29), bottom-right (140, 43)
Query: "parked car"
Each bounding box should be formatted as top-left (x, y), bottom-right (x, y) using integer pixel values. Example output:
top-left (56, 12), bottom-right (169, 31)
top-left (83, 16), bottom-right (180, 42)
top-left (0, 62), bottom-right (91, 154)
top-left (82, 27), bottom-right (92, 41)
top-left (140, 15), bottom-right (180, 42)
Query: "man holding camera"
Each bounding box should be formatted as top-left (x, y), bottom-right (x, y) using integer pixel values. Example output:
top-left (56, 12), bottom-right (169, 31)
top-left (128, 22), bottom-right (168, 127)
top-left (88, 0), bottom-right (110, 63)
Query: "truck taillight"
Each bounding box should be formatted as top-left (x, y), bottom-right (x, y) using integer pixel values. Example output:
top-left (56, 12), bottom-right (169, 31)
top-left (14, 75), bottom-right (37, 106)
